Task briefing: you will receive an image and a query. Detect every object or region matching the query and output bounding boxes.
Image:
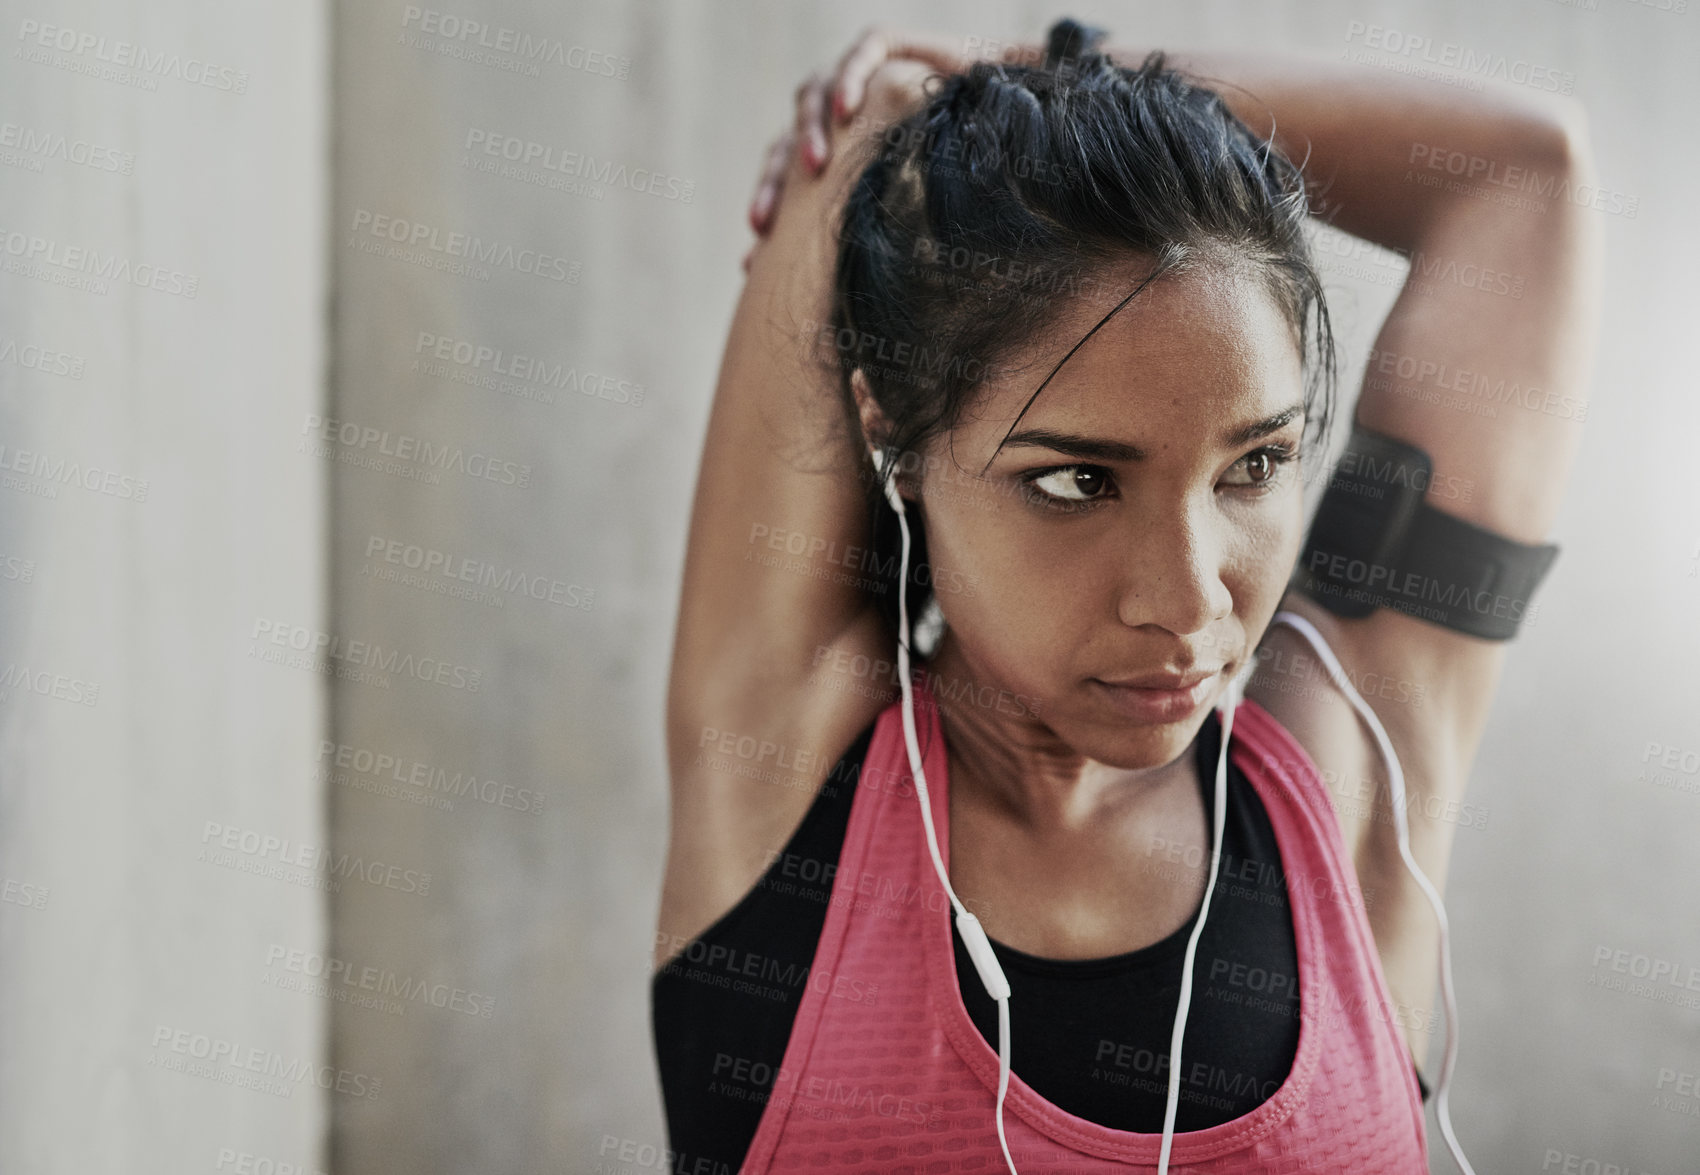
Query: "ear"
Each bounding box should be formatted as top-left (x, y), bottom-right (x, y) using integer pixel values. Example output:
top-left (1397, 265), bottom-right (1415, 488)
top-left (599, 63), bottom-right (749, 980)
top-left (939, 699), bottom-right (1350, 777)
top-left (849, 369), bottom-right (918, 503)
top-left (849, 368), bottom-right (891, 452)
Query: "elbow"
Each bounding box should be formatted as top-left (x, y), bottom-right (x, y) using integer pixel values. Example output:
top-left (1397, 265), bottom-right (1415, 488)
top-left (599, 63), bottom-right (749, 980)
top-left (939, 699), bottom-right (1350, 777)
top-left (1519, 96), bottom-right (1595, 181)
top-left (1524, 99), bottom-right (1607, 262)
top-left (1460, 89), bottom-right (1595, 181)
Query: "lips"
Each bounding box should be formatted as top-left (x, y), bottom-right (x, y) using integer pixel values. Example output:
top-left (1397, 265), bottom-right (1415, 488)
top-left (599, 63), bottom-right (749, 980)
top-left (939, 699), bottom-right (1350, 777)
top-left (1089, 668), bottom-right (1222, 723)
top-left (1095, 668), bottom-right (1221, 691)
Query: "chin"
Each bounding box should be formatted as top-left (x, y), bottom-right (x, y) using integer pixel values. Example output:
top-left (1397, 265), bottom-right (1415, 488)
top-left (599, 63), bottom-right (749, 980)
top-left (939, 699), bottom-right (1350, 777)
top-left (1058, 707), bottom-right (1211, 771)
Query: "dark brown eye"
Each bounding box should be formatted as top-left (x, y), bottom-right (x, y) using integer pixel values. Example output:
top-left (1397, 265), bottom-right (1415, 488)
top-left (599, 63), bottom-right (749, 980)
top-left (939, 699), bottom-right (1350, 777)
top-left (1029, 465), bottom-right (1113, 505)
top-left (1071, 468), bottom-right (1108, 496)
top-left (1223, 446), bottom-right (1294, 490)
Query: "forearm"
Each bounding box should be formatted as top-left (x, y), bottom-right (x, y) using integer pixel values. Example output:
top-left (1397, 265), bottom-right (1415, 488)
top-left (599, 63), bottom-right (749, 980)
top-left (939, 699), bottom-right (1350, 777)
top-left (1106, 46), bottom-right (1584, 254)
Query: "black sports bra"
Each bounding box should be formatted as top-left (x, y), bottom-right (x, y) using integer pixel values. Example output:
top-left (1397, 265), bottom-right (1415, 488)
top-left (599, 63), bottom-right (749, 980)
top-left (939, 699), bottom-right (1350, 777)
top-left (650, 708), bottom-right (1428, 1172)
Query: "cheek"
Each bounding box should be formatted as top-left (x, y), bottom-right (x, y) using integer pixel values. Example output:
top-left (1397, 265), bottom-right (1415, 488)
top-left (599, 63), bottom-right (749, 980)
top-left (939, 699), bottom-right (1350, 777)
top-left (1223, 493), bottom-right (1305, 610)
top-left (920, 512), bottom-right (1086, 703)
top-left (918, 496), bottom-right (1101, 645)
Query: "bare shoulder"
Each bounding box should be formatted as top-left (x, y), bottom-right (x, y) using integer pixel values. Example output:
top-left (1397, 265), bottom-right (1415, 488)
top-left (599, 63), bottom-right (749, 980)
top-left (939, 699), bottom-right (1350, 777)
top-left (654, 606), bottom-right (896, 975)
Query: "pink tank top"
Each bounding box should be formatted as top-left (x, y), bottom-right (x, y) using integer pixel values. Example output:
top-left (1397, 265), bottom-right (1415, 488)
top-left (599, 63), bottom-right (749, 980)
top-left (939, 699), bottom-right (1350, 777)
top-left (737, 674), bottom-right (1429, 1172)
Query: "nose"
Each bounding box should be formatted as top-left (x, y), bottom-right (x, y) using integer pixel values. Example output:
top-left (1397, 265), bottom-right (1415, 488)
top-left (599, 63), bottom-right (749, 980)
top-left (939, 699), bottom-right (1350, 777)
top-left (1115, 496), bottom-right (1234, 637)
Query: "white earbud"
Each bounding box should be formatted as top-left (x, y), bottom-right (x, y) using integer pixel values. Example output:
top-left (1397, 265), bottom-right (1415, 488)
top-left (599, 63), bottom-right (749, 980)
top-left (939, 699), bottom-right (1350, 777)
top-left (870, 444), bottom-right (906, 515)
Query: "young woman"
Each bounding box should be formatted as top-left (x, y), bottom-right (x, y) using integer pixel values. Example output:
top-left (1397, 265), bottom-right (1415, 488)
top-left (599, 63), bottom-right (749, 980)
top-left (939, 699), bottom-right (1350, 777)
top-left (654, 19), bottom-right (1599, 1174)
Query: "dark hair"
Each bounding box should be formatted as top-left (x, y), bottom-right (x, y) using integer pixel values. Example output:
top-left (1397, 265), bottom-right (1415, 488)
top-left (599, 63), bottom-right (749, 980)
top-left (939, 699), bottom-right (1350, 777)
top-left (830, 18), bottom-right (1336, 646)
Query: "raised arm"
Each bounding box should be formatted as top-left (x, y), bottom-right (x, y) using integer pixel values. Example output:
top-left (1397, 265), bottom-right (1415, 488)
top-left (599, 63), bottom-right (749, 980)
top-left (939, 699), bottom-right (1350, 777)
top-left (669, 122), bottom-right (861, 763)
top-left (669, 63), bottom-right (937, 751)
top-left (658, 64), bottom-right (933, 965)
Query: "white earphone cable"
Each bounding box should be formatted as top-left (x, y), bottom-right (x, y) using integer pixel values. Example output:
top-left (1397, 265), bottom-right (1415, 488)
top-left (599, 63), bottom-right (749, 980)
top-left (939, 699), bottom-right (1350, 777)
top-left (874, 451), bottom-right (1019, 1173)
top-left (1158, 676), bottom-right (1237, 1171)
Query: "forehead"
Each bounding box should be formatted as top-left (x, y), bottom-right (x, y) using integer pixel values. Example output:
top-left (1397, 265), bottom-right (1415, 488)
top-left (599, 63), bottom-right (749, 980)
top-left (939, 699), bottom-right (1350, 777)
top-left (957, 259), bottom-right (1304, 452)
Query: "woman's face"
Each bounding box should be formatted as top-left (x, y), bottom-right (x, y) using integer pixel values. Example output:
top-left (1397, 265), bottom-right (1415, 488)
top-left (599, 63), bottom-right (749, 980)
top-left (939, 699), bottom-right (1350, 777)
top-left (911, 259), bottom-right (1308, 771)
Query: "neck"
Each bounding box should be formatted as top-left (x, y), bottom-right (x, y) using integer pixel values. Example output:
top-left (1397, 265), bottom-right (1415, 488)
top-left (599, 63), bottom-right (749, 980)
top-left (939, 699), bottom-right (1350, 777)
top-left (924, 631), bottom-right (1203, 835)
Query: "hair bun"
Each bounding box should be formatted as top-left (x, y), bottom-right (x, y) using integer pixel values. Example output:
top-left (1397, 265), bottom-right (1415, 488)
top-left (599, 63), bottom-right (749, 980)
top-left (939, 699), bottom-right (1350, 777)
top-left (1044, 17), bottom-right (1109, 68)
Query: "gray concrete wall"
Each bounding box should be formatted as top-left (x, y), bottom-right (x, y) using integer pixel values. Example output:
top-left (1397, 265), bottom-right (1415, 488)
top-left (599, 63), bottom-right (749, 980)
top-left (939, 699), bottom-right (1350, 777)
top-left (0, 1), bottom-right (332, 1173)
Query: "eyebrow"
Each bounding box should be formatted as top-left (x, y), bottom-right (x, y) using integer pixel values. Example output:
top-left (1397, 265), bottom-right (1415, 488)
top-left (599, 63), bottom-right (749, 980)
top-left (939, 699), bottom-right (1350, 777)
top-left (1001, 404), bottom-right (1305, 463)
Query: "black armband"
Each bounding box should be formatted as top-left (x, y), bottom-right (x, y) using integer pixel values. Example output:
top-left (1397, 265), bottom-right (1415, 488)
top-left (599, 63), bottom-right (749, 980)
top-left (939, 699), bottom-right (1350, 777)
top-left (1292, 425), bottom-right (1559, 641)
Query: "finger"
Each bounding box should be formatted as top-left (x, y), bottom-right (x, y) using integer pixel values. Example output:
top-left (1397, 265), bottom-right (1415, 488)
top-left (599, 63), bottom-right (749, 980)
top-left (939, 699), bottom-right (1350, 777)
top-left (831, 29), bottom-right (889, 122)
top-left (834, 29), bottom-right (973, 119)
top-left (795, 75), bottom-right (830, 172)
top-left (747, 130), bottom-right (794, 235)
